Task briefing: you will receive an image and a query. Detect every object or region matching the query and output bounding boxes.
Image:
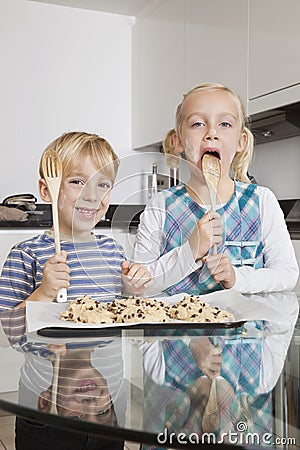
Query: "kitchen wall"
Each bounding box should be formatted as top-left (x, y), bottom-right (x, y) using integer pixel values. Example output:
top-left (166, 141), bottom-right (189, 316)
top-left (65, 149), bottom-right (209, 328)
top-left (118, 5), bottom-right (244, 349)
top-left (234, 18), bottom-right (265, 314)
top-left (0, 0), bottom-right (133, 201)
top-left (1, 0), bottom-right (300, 207)
top-left (250, 136), bottom-right (300, 200)
top-left (251, 135), bottom-right (300, 293)
top-left (126, 134), bottom-right (300, 205)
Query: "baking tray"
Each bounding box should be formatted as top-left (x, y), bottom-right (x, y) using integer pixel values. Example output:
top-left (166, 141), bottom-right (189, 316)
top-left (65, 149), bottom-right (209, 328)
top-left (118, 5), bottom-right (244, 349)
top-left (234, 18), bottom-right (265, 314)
top-left (37, 319), bottom-right (247, 337)
top-left (27, 290), bottom-right (288, 338)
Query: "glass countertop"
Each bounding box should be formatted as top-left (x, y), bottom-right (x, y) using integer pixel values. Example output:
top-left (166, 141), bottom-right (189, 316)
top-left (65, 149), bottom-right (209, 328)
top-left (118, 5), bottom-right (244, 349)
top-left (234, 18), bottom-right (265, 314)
top-left (0, 291), bottom-right (299, 449)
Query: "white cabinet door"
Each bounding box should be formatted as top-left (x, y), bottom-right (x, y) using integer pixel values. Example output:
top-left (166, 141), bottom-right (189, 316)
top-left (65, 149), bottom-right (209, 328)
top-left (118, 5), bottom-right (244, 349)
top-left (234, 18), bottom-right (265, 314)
top-left (0, 347), bottom-right (24, 393)
top-left (249, 0), bottom-right (300, 114)
top-left (0, 229), bottom-right (45, 271)
top-left (184, 0), bottom-right (248, 107)
top-left (132, 0), bottom-right (185, 148)
top-left (132, 0), bottom-right (248, 148)
top-left (292, 240), bottom-right (300, 294)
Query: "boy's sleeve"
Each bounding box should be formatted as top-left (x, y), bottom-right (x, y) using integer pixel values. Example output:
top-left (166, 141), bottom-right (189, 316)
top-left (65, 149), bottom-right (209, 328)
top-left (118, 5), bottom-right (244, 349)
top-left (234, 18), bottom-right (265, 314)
top-left (0, 245), bottom-right (36, 309)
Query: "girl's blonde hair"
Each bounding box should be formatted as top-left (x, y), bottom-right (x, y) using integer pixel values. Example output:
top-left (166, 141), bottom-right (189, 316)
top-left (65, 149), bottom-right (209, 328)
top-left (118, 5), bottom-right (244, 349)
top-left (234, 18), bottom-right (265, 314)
top-left (39, 131), bottom-right (119, 181)
top-left (163, 82), bottom-right (254, 183)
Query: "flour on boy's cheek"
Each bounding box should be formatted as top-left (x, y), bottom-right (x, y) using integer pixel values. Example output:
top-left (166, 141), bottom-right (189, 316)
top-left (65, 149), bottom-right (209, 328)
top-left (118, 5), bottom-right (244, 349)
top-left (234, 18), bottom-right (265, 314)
top-left (58, 192), bottom-right (67, 210)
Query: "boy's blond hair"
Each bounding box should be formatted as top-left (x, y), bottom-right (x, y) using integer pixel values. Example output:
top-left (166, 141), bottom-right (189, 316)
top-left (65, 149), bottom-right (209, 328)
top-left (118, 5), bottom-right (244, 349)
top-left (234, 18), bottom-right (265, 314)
top-left (39, 131), bottom-right (119, 181)
top-left (163, 82), bottom-right (254, 183)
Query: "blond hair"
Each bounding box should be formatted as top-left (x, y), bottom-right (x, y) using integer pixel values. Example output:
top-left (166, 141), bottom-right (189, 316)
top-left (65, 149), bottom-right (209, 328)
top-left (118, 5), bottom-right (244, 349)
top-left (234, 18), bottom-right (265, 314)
top-left (163, 82), bottom-right (254, 183)
top-left (39, 131), bottom-right (119, 181)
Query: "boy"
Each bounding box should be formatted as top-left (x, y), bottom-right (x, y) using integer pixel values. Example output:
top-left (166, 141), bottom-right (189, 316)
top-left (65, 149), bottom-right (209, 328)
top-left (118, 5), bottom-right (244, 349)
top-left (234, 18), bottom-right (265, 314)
top-left (16, 340), bottom-right (127, 450)
top-left (0, 131), bottom-right (152, 310)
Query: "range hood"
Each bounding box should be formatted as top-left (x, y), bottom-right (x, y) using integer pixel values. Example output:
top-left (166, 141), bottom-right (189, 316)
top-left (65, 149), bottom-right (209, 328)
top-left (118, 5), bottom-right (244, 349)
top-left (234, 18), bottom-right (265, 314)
top-left (134, 102), bottom-right (300, 151)
top-left (250, 102), bottom-right (300, 144)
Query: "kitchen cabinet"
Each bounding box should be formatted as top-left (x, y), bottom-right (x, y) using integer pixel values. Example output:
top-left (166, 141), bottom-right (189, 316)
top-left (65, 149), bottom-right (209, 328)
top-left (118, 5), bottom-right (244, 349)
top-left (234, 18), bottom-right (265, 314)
top-left (132, 0), bottom-right (185, 148)
top-left (248, 0), bottom-right (300, 114)
top-left (132, 0), bottom-right (248, 148)
top-left (0, 346), bottom-right (24, 393)
top-left (292, 240), bottom-right (300, 294)
top-left (0, 230), bottom-right (29, 393)
top-left (184, 0), bottom-right (248, 106)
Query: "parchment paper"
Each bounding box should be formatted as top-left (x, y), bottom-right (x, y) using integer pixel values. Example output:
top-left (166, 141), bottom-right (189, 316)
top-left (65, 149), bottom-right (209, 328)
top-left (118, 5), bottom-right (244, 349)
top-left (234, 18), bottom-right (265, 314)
top-left (26, 289), bottom-right (296, 334)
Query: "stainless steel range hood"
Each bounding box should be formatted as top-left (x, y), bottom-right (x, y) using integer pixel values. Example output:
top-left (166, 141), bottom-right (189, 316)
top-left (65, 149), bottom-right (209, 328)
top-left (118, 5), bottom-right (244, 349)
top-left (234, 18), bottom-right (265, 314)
top-left (134, 102), bottom-right (300, 151)
top-left (249, 102), bottom-right (300, 144)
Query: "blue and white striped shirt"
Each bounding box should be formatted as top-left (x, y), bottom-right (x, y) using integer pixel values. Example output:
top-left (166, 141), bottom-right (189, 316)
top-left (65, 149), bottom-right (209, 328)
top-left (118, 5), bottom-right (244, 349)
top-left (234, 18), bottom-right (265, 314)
top-left (0, 232), bottom-right (125, 309)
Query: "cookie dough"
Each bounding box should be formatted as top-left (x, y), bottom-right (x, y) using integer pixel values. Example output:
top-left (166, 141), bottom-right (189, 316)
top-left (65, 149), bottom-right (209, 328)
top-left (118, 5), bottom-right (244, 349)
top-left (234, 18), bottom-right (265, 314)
top-left (60, 295), bottom-right (171, 324)
top-left (169, 295), bottom-right (235, 322)
top-left (107, 297), bottom-right (171, 323)
top-left (60, 295), bottom-right (115, 324)
top-left (60, 294), bottom-right (235, 324)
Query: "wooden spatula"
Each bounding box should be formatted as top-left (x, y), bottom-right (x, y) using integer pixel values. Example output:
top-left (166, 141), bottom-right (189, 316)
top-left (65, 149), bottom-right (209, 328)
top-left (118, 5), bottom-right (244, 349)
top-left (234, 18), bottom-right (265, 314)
top-left (202, 154), bottom-right (221, 255)
top-left (41, 150), bottom-right (67, 302)
top-left (202, 156), bottom-right (221, 432)
top-left (202, 337), bottom-right (220, 433)
top-left (49, 354), bottom-right (60, 414)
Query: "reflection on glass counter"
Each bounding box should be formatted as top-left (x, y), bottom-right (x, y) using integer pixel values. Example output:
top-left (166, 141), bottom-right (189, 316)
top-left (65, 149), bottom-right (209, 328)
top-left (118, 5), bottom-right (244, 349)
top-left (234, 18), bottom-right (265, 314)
top-left (0, 291), bottom-right (299, 449)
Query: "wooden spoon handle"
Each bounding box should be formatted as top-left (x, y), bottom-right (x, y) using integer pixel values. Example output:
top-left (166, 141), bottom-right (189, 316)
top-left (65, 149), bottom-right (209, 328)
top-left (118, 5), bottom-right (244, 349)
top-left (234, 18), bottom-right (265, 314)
top-left (202, 336), bottom-right (220, 432)
top-left (207, 185), bottom-right (218, 255)
top-left (51, 192), bottom-right (67, 303)
top-left (50, 354), bottom-right (60, 414)
top-left (52, 199), bottom-right (61, 255)
top-left (207, 184), bottom-right (217, 213)
top-left (202, 377), bottom-right (220, 433)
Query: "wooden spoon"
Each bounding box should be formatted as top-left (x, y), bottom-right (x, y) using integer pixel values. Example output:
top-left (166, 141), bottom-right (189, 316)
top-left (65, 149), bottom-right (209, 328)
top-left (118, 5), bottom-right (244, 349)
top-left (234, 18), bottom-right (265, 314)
top-left (201, 156), bottom-right (221, 431)
top-left (201, 337), bottom-right (220, 433)
top-left (202, 153), bottom-right (221, 255)
top-left (49, 354), bottom-right (60, 415)
top-left (41, 150), bottom-right (67, 302)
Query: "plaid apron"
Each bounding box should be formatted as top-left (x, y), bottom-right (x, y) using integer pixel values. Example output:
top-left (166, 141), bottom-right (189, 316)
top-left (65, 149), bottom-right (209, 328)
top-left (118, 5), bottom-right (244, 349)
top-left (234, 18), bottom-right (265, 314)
top-left (142, 332), bottom-right (272, 450)
top-left (162, 182), bottom-right (263, 295)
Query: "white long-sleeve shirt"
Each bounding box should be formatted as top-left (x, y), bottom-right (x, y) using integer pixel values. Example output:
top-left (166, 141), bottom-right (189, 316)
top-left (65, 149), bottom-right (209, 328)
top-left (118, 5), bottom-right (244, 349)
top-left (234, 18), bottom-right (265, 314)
top-left (133, 185), bottom-right (299, 295)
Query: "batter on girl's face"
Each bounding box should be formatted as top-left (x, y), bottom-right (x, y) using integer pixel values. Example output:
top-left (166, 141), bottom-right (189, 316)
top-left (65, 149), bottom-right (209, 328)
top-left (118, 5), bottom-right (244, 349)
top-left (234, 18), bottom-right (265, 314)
top-left (174, 89), bottom-right (247, 194)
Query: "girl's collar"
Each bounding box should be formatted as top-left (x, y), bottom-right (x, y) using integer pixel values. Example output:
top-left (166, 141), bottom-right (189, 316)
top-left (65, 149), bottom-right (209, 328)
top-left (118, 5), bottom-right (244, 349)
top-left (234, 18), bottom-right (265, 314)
top-left (183, 181), bottom-right (237, 211)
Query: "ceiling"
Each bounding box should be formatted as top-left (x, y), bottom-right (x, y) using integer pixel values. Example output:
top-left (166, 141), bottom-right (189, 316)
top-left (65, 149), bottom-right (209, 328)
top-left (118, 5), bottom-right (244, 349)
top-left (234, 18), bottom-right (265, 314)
top-left (29, 0), bottom-right (154, 16)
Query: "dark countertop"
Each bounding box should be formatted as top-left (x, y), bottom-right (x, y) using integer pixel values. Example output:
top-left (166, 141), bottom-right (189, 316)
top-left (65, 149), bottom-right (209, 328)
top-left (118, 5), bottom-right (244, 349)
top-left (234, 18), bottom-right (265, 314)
top-left (1, 200), bottom-right (299, 239)
top-left (0, 204), bottom-right (145, 231)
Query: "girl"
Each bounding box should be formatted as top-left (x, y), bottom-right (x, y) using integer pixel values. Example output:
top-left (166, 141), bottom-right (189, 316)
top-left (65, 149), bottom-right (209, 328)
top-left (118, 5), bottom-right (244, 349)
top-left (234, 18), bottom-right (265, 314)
top-left (133, 83), bottom-right (299, 295)
top-left (0, 131), bottom-right (152, 310)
